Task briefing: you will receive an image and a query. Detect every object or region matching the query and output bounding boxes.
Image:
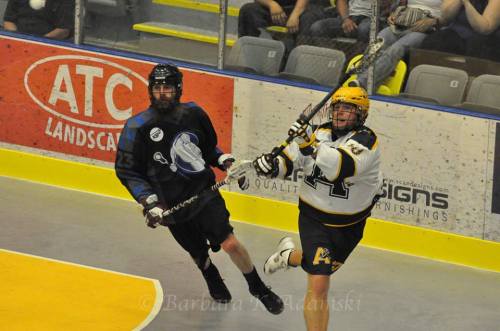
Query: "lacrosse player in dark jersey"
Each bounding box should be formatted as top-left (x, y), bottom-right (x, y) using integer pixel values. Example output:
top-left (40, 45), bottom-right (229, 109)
top-left (115, 63), bottom-right (283, 314)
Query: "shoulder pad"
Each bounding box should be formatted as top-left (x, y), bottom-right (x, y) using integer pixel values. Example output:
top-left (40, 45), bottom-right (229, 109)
top-left (350, 127), bottom-right (378, 150)
top-left (317, 122), bottom-right (332, 131)
top-left (183, 101), bottom-right (201, 110)
top-left (314, 123), bottom-right (332, 141)
top-left (126, 108), bottom-right (155, 129)
top-left (177, 102), bottom-right (205, 116)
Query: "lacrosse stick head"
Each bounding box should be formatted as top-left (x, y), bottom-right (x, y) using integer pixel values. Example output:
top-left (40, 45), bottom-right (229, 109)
top-left (300, 103), bottom-right (330, 127)
top-left (349, 38), bottom-right (385, 75)
top-left (226, 160), bottom-right (254, 181)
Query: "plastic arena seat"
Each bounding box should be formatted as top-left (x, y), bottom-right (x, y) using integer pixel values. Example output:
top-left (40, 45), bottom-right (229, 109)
top-left (226, 36), bottom-right (285, 76)
top-left (457, 74), bottom-right (500, 114)
top-left (278, 45), bottom-right (346, 87)
top-left (400, 64), bottom-right (468, 106)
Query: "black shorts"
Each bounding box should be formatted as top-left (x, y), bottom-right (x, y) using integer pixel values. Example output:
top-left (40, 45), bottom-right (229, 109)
top-left (167, 194), bottom-right (234, 259)
top-left (299, 212), bottom-right (366, 276)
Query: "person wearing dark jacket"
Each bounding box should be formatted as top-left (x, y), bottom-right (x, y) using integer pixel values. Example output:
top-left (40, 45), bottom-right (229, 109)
top-left (115, 63), bottom-right (284, 314)
top-left (3, 0), bottom-right (74, 39)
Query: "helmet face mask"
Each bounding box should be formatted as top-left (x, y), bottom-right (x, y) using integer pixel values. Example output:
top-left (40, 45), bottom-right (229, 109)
top-left (148, 63), bottom-right (183, 111)
top-left (329, 86), bottom-right (369, 134)
top-left (331, 102), bottom-right (362, 132)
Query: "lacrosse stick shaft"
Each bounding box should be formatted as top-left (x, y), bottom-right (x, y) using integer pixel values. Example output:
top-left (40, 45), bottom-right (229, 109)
top-left (270, 38), bottom-right (384, 159)
top-left (161, 179), bottom-right (229, 218)
top-left (160, 160), bottom-right (253, 220)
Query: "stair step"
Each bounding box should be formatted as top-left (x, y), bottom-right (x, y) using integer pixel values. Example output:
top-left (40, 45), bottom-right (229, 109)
top-left (153, 0), bottom-right (241, 16)
top-left (133, 22), bottom-right (237, 46)
top-left (151, 0), bottom-right (289, 34)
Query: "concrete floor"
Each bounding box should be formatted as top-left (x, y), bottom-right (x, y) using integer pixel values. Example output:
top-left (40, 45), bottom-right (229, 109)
top-left (1, 176), bottom-right (499, 331)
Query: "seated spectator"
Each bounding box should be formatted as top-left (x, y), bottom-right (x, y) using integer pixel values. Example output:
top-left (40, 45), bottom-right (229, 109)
top-left (3, 0), bottom-right (75, 40)
top-left (418, 0), bottom-right (500, 61)
top-left (238, 0), bottom-right (329, 39)
top-left (307, 0), bottom-right (396, 44)
top-left (353, 0), bottom-right (443, 90)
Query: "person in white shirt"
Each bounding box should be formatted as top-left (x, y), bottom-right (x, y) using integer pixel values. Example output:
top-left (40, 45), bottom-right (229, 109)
top-left (307, 0), bottom-right (395, 43)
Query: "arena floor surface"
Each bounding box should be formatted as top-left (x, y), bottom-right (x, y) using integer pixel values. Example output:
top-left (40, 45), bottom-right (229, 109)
top-left (1, 176), bottom-right (499, 331)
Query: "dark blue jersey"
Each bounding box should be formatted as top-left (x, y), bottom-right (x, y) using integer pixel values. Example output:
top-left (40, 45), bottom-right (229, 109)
top-left (115, 102), bottom-right (224, 222)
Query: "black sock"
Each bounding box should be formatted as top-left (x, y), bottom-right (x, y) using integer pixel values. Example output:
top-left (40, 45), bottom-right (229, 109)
top-left (243, 266), bottom-right (265, 291)
top-left (201, 261), bottom-right (220, 279)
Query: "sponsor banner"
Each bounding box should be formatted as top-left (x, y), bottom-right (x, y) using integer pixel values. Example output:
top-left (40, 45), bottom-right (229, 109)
top-left (0, 36), bottom-right (233, 165)
top-left (365, 106), bottom-right (479, 233)
top-left (231, 78), bottom-right (497, 240)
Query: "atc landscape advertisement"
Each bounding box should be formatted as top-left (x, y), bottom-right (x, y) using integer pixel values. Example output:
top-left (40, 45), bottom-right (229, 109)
top-left (0, 36), bottom-right (233, 164)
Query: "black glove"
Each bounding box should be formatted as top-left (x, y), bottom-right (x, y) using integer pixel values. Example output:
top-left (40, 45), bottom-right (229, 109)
top-left (253, 153), bottom-right (279, 177)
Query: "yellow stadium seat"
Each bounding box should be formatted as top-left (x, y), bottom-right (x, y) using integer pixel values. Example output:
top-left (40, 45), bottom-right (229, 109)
top-left (343, 54), bottom-right (407, 96)
top-left (380, 59), bottom-right (407, 95)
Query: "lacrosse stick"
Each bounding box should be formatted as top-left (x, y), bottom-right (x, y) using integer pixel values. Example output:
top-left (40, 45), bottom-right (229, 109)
top-left (159, 160), bottom-right (254, 223)
top-left (268, 37), bottom-right (385, 159)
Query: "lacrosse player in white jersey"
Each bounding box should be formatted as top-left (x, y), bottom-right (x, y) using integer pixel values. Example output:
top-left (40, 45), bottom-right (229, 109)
top-left (254, 86), bottom-right (383, 331)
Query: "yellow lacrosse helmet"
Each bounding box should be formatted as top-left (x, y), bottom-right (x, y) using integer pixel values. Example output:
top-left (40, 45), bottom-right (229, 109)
top-left (330, 86), bottom-right (370, 131)
top-left (331, 86), bottom-right (369, 114)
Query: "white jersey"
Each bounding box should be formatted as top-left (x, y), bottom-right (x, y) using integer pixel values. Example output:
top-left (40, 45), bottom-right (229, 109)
top-left (408, 0), bottom-right (442, 18)
top-left (277, 123), bottom-right (383, 227)
top-left (349, 0), bottom-right (373, 17)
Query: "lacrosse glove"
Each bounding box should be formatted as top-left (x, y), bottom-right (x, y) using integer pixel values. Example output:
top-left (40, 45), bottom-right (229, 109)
top-left (254, 153), bottom-right (280, 178)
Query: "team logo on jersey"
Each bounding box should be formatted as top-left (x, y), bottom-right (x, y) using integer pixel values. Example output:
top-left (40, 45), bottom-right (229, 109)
top-left (345, 141), bottom-right (365, 155)
top-left (150, 127), bottom-right (164, 142)
top-left (153, 152), bottom-right (169, 164)
top-left (169, 132), bottom-right (206, 175)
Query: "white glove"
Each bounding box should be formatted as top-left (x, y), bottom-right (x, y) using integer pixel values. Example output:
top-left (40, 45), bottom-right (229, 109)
top-left (288, 121), bottom-right (314, 147)
top-left (145, 207), bottom-right (164, 228)
top-left (140, 194), bottom-right (164, 229)
top-left (218, 153), bottom-right (235, 169)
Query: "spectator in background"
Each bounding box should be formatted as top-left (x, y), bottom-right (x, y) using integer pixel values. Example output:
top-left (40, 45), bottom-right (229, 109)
top-left (353, 0), bottom-right (443, 90)
top-left (419, 0), bottom-right (500, 61)
top-left (238, 0), bottom-right (329, 39)
top-left (3, 0), bottom-right (75, 40)
top-left (307, 0), bottom-right (395, 44)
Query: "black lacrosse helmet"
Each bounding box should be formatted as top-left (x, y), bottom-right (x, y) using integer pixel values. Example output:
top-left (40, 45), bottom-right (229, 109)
top-left (148, 63), bottom-right (183, 109)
